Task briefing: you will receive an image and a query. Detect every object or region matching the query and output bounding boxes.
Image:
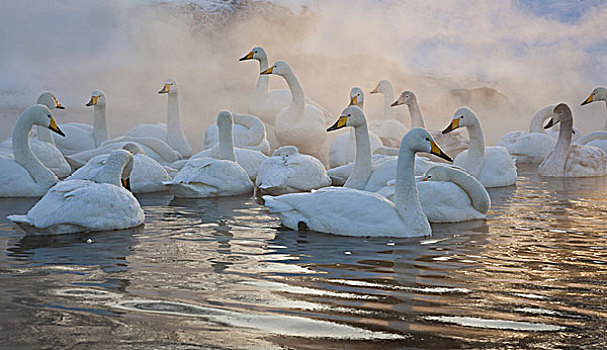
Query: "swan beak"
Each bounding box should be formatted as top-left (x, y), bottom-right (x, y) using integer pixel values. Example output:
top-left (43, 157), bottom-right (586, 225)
top-left (121, 178), bottom-right (131, 192)
top-left (581, 94), bottom-right (593, 106)
top-left (370, 86), bottom-right (379, 94)
top-left (544, 118), bottom-right (558, 129)
top-left (327, 115), bottom-right (348, 131)
top-left (390, 97), bottom-right (404, 107)
top-left (260, 66), bottom-right (274, 75)
top-left (239, 51), bottom-right (255, 61)
top-left (53, 97), bottom-right (65, 109)
top-left (85, 96), bottom-right (98, 106)
top-left (48, 117), bottom-right (65, 137)
top-left (349, 96), bottom-right (357, 106)
top-left (442, 119), bottom-right (459, 134)
top-left (421, 175), bottom-right (430, 182)
top-left (158, 83), bottom-right (171, 94)
top-left (430, 140), bottom-right (452, 162)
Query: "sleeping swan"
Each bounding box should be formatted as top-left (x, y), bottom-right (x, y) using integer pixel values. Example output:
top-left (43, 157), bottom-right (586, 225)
top-left (263, 127), bottom-right (452, 237)
top-left (8, 149), bottom-right (144, 235)
top-left (204, 112), bottom-right (270, 155)
top-left (442, 107), bottom-right (517, 187)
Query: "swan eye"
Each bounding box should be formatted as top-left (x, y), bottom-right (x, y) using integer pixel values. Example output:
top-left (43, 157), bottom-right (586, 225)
top-left (347, 114), bottom-right (351, 117)
top-left (425, 137), bottom-right (430, 141)
top-left (47, 114), bottom-right (51, 118)
top-left (460, 116), bottom-right (464, 119)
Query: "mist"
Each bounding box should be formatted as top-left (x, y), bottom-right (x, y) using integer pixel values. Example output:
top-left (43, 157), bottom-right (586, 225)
top-left (1, 0), bottom-right (606, 146)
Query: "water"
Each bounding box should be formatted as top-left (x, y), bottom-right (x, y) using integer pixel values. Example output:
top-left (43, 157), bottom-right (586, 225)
top-left (1, 164), bottom-right (606, 349)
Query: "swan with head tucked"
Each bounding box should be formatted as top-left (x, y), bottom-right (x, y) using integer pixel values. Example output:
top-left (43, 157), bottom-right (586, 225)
top-left (8, 149), bottom-right (144, 235)
top-left (125, 79), bottom-right (192, 157)
top-left (0, 92), bottom-right (71, 178)
top-left (539, 103), bottom-right (607, 177)
top-left (367, 80), bottom-right (408, 148)
top-left (256, 146), bottom-right (331, 196)
top-left (442, 107), bottom-right (517, 187)
top-left (0, 105), bottom-right (65, 197)
top-left (263, 128), bottom-right (451, 237)
top-left (578, 87), bottom-right (607, 153)
top-left (54, 90), bottom-right (109, 155)
top-left (260, 61), bottom-right (330, 166)
top-left (204, 112), bottom-right (270, 155)
top-left (329, 87), bottom-right (383, 168)
top-left (163, 110), bottom-right (254, 198)
top-left (67, 143), bottom-right (171, 193)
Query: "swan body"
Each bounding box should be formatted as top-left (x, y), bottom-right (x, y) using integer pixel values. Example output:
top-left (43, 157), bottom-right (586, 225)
top-left (67, 143), bottom-right (171, 193)
top-left (442, 107), bottom-right (517, 187)
top-left (54, 90), bottom-right (109, 155)
top-left (256, 146), bottom-right (331, 195)
top-left (125, 79), bottom-right (192, 157)
top-left (204, 112), bottom-right (270, 154)
top-left (263, 122), bottom-right (451, 237)
top-left (0, 105), bottom-right (66, 197)
top-left (260, 61), bottom-right (329, 165)
top-left (163, 111), bottom-right (254, 197)
top-left (8, 150), bottom-right (144, 234)
top-left (576, 131), bottom-right (607, 154)
top-left (539, 103), bottom-right (607, 177)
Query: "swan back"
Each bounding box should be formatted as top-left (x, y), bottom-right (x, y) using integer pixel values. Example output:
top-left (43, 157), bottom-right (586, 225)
top-left (424, 165), bottom-right (490, 213)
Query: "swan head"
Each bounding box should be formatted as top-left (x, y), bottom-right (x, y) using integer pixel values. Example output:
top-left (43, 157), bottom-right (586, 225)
top-left (370, 79), bottom-right (393, 95)
top-left (85, 90), bottom-right (106, 107)
top-left (349, 87), bottom-right (364, 108)
top-left (216, 110), bottom-right (234, 129)
top-left (37, 91), bottom-right (65, 110)
top-left (442, 106), bottom-right (477, 134)
top-left (260, 61), bottom-right (291, 76)
top-left (421, 165), bottom-right (459, 182)
top-left (391, 90), bottom-right (416, 107)
top-left (122, 143), bottom-right (144, 155)
top-left (239, 46), bottom-right (267, 62)
top-left (158, 79), bottom-right (178, 94)
top-left (581, 87), bottom-right (607, 106)
top-left (403, 128), bottom-right (452, 162)
top-left (327, 105), bottom-right (366, 132)
top-left (26, 104), bottom-right (65, 137)
top-left (544, 103), bottom-right (573, 130)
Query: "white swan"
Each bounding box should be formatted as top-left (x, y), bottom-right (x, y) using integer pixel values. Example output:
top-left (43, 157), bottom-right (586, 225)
top-left (54, 90), bottom-right (109, 155)
top-left (0, 92), bottom-right (71, 178)
top-left (0, 105), bottom-right (65, 197)
top-left (260, 61), bottom-right (330, 166)
top-left (263, 127), bottom-right (452, 237)
top-left (377, 165), bottom-right (490, 223)
top-left (67, 143), bottom-right (171, 193)
top-left (539, 103), bottom-right (607, 177)
top-left (163, 111), bottom-right (254, 198)
top-left (367, 80), bottom-right (408, 148)
top-left (204, 112), bottom-right (270, 155)
top-left (442, 107), bottom-right (517, 187)
top-left (125, 79), bottom-right (192, 157)
top-left (496, 105), bottom-right (558, 163)
top-left (8, 149), bottom-right (144, 235)
top-left (256, 146), bottom-right (331, 196)
top-left (581, 87), bottom-right (607, 130)
top-left (392, 90), bottom-right (469, 157)
top-left (329, 87), bottom-right (383, 168)
top-left (578, 87), bottom-right (607, 153)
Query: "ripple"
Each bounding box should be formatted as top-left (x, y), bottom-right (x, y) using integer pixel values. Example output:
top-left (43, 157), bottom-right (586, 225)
top-left (240, 280), bottom-right (381, 300)
top-left (424, 316), bottom-right (565, 331)
top-left (326, 279), bottom-right (472, 294)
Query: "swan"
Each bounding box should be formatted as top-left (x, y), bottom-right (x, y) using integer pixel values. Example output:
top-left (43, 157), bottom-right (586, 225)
top-left (329, 87), bottom-right (383, 168)
top-left (256, 146), bottom-right (331, 196)
top-left (54, 90), bottom-right (109, 155)
top-left (67, 143), bottom-right (171, 193)
top-left (163, 110), bottom-right (254, 198)
top-left (8, 149), bottom-right (145, 235)
top-left (0, 105), bottom-right (65, 197)
top-left (263, 127), bottom-right (452, 237)
top-left (539, 103), bottom-right (607, 177)
top-left (377, 165), bottom-right (490, 223)
top-left (188, 110), bottom-right (267, 181)
top-left (204, 112), bottom-right (270, 155)
top-left (392, 90), bottom-right (469, 157)
top-left (581, 87), bottom-right (607, 130)
top-left (0, 92), bottom-right (71, 178)
top-left (442, 107), bottom-right (517, 187)
top-left (367, 80), bottom-right (408, 148)
top-left (578, 87), bottom-right (607, 153)
top-left (260, 61), bottom-right (330, 166)
top-left (125, 79), bottom-right (192, 157)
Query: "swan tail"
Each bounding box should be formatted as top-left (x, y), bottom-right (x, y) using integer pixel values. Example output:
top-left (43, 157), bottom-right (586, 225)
top-left (7, 214), bottom-right (31, 225)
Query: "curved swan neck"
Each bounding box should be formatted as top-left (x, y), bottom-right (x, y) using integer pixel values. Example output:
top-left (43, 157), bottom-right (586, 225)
top-left (529, 106), bottom-right (553, 133)
top-left (283, 69), bottom-right (305, 114)
top-left (393, 148), bottom-right (423, 217)
top-left (465, 119), bottom-right (485, 160)
top-left (13, 116), bottom-right (57, 187)
top-left (554, 116), bottom-right (573, 153)
top-left (443, 170), bottom-right (490, 213)
top-left (382, 89), bottom-right (395, 119)
top-left (98, 155), bottom-right (127, 186)
top-left (407, 99), bottom-right (426, 128)
top-left (93, 104), bottom-right (109, 146)
top-left (218, 120), bottom-right (236, 161)
top-left (344, 122), bottom-right (373, 189)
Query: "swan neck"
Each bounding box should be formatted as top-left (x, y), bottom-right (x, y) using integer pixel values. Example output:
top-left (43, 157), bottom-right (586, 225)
top-left (407, 101), bottom-right (426, 128)
top-left (603, 101), bottom-right (607, 130)
top-left (167, 93), bottom-right (181, 127)
top-left (344, 123), bottom-right (373, 190)
top-left (393, 148), bottom-right (423, 216)
top-left (447, 172), bottom-right (490, 213)
top-left (466, 121), bottom-right (485, 160)
top-left (218, 122), bottom-right (236, 161)
top-left (253, 57), bottom-right (270, 101)
top-left (383, 89), bottom-right (395, 118)
top-left (93, 104), bottom-right (109, 146)
top-left (555, 117), bottom-right (573, 152)
top-left (284, 70), bottom-right (305, 113)
top-left (13, 116), bottom-right (57, 187)
top-left (529, 107), bottom-right (551, 133)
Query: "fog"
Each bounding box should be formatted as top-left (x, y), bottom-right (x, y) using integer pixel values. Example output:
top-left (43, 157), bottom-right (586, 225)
top-left (1, 0), bottom-right (606, 146)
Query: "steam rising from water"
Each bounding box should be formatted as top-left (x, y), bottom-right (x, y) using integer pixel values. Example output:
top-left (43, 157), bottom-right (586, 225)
top-left (0, 0), bottom-right (606, 145)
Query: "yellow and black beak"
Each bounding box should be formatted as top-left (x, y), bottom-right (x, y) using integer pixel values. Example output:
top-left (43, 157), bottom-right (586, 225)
top-left (390, 98), bottom-right (403, 107)
top-left (430, 140), bottom-right (452, 162)
top-left (48, 117), bottom-right (65, 137)
top-left (544, 117), bottom-right (557, 129)
top-left (53, 97), bottom-right (65, 109)
top-left (442, 118), bottom-right (460, 134)
top-left (239, 51), bottom-right (255, 61)
top-left (581, 94), bottom-right (594, 106)
top-left (327, 115), bottom-right (348, 132)
top-left (85, 96), bottom-right (98, 106)
top-left (260, 66), bottom-right (274, 75)
top-left (158, 83), bottom-right (171, 94)
top-left (121, 178), bottom-right (131, 192)
top-left (349, 96), bottom-right (358, 106)
top-left (421, 175), bottom-right (430, 182)
top-left (370, 86), bottom-right (379, 94)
